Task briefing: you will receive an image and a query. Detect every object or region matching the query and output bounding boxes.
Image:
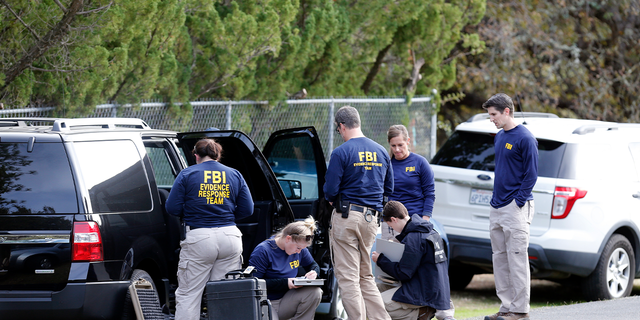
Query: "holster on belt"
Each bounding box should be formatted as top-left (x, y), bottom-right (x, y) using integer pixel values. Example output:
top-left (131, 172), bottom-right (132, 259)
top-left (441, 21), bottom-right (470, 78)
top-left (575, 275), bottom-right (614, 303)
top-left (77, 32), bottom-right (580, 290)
top-left (335, 194), bottom-right (350, 219)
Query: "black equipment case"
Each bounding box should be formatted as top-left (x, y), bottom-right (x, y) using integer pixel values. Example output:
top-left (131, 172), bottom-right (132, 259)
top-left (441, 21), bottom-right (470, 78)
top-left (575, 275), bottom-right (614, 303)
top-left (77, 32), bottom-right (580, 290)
top-left (205, 268), bottom-right (272, 320)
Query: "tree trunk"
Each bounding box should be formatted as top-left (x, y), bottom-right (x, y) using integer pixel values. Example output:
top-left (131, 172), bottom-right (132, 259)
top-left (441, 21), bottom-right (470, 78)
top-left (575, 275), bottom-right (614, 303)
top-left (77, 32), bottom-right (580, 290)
top-left (404, 57), bottom-right (425, 94)
top-left (361, 42), bottom-right (393, 95)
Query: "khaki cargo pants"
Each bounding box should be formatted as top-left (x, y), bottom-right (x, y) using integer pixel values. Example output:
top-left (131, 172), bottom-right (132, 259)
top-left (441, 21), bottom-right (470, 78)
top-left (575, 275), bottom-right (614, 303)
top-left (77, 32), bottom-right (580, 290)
top-left (330, 208), bottom-right (390, 320)
top-left (490, 200), bottom-right (534, 314)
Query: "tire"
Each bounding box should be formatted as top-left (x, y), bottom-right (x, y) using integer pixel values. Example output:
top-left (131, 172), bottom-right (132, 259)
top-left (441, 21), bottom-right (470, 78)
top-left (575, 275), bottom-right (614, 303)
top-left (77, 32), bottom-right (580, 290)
top-left (448, 264), bottom-right (475, 290)
top-left (122, 269), bottom-right (162, 320)
top-left (582, 234), bottom-right (635, 301)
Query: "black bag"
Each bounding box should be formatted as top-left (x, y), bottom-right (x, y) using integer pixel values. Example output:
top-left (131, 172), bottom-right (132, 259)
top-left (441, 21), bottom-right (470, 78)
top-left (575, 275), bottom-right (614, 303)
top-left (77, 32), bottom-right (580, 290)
top-left (205, 268), bottom-right (272, 320)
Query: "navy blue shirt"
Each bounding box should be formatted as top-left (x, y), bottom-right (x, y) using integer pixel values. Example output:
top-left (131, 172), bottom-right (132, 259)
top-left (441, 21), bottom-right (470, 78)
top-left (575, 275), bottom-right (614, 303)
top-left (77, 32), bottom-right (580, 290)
top-left (491, 125), bottom-right (538, 208)
top-left (390, 153), bottom-right (435, 217)
top-left (166, 160), bottom-right (253, 227)
top-left (323, 137), bottom-right (393, 212)
top-left (249, 238), bottom-right (317, 300)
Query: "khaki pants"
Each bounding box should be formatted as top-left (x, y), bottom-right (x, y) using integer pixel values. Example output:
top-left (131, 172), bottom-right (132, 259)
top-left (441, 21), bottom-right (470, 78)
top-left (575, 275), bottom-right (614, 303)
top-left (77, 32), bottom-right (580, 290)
top-left (330, 209), bottom-right (390, 320)
top-left (270, 286), bottom-right (323, 320)
top-left (174, 226), bottom-right (243, 320)
top-left (381, 287), bottom-right (421, 320)
top-left (378, 280), bottom-right (456, 320)
top-left (490, 200), bottom-right (534, 314)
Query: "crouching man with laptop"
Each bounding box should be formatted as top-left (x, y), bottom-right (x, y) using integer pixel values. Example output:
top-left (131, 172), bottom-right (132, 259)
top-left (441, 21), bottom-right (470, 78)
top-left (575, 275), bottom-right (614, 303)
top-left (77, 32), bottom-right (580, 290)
top-left (372, 201), bottom-right (451, 320)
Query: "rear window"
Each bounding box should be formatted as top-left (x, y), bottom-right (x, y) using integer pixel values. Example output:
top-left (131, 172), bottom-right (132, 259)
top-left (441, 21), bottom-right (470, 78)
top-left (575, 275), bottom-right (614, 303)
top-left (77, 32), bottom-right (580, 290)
top-left (0, 142), bottom-right (78, 214)
top-left (431, 130), bottom-right (566, 178)
top-left (74, 140), bottom-right (152, 213)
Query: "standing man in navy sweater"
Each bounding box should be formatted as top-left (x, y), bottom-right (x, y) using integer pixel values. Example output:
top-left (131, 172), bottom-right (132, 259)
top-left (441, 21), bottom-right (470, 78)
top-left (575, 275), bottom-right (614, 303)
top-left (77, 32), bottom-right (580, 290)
top-left (482, 94), bottom-right (538, 320)
top-left (324, 106), bottom-right (393, 320)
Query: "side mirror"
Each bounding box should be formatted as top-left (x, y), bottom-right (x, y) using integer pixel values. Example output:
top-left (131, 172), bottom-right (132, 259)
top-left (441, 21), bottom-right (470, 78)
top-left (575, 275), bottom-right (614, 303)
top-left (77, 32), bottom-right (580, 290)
top-left (278, 179), bottom-right (302, 200)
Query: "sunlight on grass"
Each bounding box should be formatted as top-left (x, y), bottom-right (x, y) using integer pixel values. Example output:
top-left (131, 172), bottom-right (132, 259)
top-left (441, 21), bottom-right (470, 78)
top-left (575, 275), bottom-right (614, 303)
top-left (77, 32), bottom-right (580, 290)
top-left (453, 277), bottom-right (640, 319)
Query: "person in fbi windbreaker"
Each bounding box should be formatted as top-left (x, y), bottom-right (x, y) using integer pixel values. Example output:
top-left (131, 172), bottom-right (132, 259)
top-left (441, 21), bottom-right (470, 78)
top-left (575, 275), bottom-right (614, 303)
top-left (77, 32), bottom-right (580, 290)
top-left (249, 216), bottom-right (322, 320)
top-left (166, 138), bottom-right (254, 320)
top-left (482, 93), bottom-right (538, 320)
top-left (323, 105), bottom-right (394, 320)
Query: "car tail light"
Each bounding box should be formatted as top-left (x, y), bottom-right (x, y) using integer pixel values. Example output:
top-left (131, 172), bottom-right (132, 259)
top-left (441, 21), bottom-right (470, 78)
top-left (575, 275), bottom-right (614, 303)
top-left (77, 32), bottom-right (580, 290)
top-left (72, 221), bottom-right (103, 261)
top-left (551, 187), bottom-right (587, 219)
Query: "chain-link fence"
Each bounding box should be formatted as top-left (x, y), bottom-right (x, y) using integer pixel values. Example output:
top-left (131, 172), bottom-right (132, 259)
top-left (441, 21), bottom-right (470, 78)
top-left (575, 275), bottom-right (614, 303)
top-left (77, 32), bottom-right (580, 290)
top-left (0, 96), bottom-right (437, 161)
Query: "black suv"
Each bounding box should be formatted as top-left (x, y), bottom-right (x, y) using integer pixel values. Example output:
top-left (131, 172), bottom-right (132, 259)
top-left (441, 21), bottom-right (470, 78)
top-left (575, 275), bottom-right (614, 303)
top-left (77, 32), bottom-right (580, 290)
top-left (0, 118), bottom-right (340, 319)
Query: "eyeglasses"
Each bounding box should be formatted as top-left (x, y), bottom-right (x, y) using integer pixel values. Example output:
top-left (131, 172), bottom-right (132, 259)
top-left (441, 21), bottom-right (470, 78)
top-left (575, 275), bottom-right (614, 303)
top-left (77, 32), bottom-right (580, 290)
top-left (291, 233), bottom-right (314, 242)
top-left (335, 123), bottom-right (343, 134)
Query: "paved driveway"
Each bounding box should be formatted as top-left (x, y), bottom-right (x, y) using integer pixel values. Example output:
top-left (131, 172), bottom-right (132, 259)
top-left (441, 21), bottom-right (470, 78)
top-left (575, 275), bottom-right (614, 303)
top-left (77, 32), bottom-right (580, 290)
top-left (463, 295), bottom-right (640, 320)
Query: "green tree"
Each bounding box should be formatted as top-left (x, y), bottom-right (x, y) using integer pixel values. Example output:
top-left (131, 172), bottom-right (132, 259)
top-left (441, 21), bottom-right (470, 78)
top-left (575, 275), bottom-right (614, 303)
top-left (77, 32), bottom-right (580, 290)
top-left (1, 0), bottom-right (487, 113)
top-left (449, 0), bottom-right (640, 125)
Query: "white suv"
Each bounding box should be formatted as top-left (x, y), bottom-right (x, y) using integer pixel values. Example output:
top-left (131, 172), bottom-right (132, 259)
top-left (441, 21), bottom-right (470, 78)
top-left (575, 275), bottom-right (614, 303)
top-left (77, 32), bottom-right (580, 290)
top-left (430, 112), bottom-right (640, 301)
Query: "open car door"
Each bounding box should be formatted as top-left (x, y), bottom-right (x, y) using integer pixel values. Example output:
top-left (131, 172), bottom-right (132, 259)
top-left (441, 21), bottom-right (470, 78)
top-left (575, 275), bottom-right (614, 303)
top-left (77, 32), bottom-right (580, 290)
top-left (262, 127), bottom-right (342, 317)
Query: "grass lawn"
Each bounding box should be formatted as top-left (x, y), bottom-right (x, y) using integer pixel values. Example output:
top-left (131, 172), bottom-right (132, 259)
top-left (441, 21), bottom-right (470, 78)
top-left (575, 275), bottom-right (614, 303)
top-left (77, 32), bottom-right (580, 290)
top-left (452, 275), bottom-right (640, 319)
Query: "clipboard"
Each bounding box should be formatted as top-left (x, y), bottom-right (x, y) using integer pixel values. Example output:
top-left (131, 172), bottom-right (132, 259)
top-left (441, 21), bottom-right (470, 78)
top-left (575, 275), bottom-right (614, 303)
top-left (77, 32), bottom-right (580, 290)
top-left (292, 278), bottom-right (325, 286)
top-left (374, 238), bottom-right (405, 286)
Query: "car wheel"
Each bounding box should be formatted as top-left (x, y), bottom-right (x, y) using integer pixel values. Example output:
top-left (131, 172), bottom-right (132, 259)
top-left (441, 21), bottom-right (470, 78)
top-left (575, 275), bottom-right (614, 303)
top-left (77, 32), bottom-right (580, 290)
top-left (582, 234), bottom-right (635, 301)
top-left (122, 269), bottom-right (162, 320)
top-left (448, 264), bottom-right (475, 290)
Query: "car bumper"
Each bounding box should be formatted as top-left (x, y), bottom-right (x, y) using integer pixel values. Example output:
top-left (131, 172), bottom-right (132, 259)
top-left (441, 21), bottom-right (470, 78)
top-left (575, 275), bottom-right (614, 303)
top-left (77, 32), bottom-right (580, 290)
top-left (0, 281), bottom-right (129, 319)
top-left (448, 234), bottom-right (599, 277)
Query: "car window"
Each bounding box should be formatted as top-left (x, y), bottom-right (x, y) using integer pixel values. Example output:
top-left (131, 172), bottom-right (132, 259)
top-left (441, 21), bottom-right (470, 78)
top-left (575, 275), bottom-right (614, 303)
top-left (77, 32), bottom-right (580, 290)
top-left (145, 140), bottom-right (178, 188)
top-left (74, 140), bottom-right (152, 213)
top-left (0, 142), bottom-right (78, 214)
top-left (431, 131), bottom-right (566, 178)
top-left (266, 136), bottom-right (318, 200)
top-left (431, 131), bottom-right (496, 171)
top-left (559, 143), bottom-right (637, 181)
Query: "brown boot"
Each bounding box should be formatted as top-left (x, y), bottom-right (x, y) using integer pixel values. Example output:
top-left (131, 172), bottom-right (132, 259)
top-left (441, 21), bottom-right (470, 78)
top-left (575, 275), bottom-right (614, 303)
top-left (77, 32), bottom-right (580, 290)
top-left (484, 312), bottom-right (511, 320)
top-left (497, 313), bottom-right (530, 320)
top-left (417, 306), bottom-right (436, 320)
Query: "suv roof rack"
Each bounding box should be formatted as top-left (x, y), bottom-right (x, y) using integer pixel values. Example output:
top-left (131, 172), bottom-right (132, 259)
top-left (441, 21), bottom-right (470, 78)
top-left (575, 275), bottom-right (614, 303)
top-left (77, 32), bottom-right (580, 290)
top-left (572, 123), bottom-right (640, 135)
top-left (0, 118), bottom-right (150, 132)
top-left (466, 112), bottom-right (559, 122)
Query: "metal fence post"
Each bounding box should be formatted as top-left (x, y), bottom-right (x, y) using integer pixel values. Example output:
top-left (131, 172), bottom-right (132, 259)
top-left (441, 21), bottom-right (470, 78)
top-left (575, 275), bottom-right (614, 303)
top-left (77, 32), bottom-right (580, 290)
top-left (226, 102), bottom-right (232, 130)
top-left (328, 98), bottom-right (335, 154)
top-left (430, 91), bottom-right (438, 160)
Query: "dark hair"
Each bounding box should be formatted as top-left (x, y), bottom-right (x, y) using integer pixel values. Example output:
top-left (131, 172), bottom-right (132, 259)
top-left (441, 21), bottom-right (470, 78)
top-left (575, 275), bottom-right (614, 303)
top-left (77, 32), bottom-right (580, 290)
top-left (193, 138), bottom-right (223, 161)
top-left (334, 106), bottom-right (361, 129)
top-left (277, 216), bottom-right (317, 246)
top-left (482, 93), bottom-right (514, 117)
top-left (381, 201), bottom-right (408, 222)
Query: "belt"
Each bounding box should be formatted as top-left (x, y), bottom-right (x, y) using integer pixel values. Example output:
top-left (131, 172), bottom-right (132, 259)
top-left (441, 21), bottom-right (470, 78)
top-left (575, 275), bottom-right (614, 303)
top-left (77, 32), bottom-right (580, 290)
top-left (349, 204), bottom-right (379, 217)
top-left (188, 226), bottom-right (212, 231)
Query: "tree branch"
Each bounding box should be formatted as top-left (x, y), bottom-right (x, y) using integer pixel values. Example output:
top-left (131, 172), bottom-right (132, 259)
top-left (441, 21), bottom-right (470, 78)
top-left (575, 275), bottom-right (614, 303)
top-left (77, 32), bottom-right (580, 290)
top-left (30, 65), bottom-right (92, 73)
top-left (361, 42), bottom-right (393, 94)
top-left (0, 0), bottom-right (85, 94)
top-left (77, 2), bottom-right (113, 15)
top-left (53, 0), bottom-right (68, 12)
top-left (0, 0), bottom-right (41, 41)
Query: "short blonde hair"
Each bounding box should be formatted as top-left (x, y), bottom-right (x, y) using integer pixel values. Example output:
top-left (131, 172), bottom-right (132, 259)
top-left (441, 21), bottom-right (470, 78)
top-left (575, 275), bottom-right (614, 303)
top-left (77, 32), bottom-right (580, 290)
top-left (277, 216), bottom-right (317, 246)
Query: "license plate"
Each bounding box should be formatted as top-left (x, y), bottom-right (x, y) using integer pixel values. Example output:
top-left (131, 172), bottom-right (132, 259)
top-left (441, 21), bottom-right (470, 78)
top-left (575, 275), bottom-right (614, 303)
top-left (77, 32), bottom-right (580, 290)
top-left (469, 188), bottom-right (492, 206)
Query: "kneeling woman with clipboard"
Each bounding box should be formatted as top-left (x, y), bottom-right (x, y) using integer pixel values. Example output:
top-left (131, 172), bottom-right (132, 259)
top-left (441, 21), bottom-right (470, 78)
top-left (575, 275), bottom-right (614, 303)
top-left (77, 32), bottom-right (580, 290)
top-left (249, 216), bottom-right (323, 320)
